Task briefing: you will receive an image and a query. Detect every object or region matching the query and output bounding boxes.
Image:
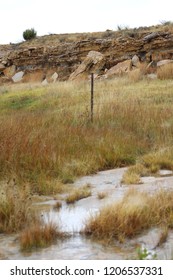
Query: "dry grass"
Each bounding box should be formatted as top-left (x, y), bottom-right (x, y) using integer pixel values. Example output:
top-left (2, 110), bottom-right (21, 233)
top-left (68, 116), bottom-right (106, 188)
top-left (84, 189), bottom-right (173, 241)
top-left (1, 78), bottom-right (173, 194)
top-left (0, 182), bottom-right (38, 233)
top-left (157, 227), bottom-right (169, 247)
top-left (66, 185), bottom-right (92, 204)
top-left (97, 192), bottom-right (108, 200)
top-left (121, 172), bottom-right (141, 185)
top-left (157, 63), bottom-right (173, 80)
top-left (123, 148), bottom-right (173, 182)
top-left (53, 201), bottom-right (62, 210)
top-left (128, 69), bottom-right (142, 82)
top-left (20, 222), bottom-right (64, 251)
top-left (122, 164), bottom-right (149, 184)
top-left (17, 22), bottom-right (173, 48)
top-left (141, 148), bottom-right (173, 173)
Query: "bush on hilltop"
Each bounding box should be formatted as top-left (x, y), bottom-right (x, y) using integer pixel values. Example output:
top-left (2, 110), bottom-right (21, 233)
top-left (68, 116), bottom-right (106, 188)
top-left (23, 28), bottom-right (37, 40)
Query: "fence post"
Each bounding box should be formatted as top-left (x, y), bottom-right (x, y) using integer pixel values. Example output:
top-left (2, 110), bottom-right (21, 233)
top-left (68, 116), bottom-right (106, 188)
top-left (91, 73), bottom-right (94, 122)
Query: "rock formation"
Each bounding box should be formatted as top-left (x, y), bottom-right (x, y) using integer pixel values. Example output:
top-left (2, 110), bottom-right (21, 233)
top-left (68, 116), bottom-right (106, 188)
top-left (0, 26), bottom-right (173, 84)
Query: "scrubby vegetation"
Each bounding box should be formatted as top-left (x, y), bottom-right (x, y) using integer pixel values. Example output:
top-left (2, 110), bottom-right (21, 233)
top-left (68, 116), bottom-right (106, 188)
top-left (84, 189), bottom-right (173, 241)
top-left (23, 28), bottom-right (37, 41)
top-left (20, 222), bottom-right (64, 251)
top-left (122, 147), bottom-right (173, 184)
top-left (0, 182), bottom-right (65, 251)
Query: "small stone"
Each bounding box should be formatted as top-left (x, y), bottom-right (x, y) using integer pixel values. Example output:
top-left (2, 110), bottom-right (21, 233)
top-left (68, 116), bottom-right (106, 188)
top-left (131, 55), bottom-right (140, 67)
top-left (0, 63), bottom-right (6, 71)
top-left (147, 73), bottom-right (157, 79)
top-left (50, 72), bottom-right (58, 83)
top-left (42, 78), bottom-right (48, 85)
top-left (12, 71), bottom-right (24, 82)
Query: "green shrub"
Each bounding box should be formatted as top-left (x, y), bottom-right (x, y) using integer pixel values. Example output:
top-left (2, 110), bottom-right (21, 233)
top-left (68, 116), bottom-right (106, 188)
top-left (23, 28), bottom-right (37, 40)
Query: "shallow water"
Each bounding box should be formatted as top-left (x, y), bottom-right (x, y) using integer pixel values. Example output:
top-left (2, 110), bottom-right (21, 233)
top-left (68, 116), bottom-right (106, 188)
top-left (1, 168), bottom-right (173, 259)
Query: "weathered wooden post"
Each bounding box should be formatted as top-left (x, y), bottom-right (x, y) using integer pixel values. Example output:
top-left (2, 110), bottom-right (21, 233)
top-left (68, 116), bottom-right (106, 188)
top-left (91, 73), bottom-right (94, 122)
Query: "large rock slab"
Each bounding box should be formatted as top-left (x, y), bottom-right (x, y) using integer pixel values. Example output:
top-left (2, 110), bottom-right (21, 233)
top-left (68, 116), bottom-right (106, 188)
top-left (106, 60), bottom-right (132, 77)
top-left (157, 59), bottom-right (173, 67)
top-left (69, 51), bottom-right (105, 81)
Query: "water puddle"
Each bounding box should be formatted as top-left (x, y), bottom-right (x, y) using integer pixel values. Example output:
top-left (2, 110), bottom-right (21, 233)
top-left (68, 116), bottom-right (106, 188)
top-left (1, 167), bottom-right (173, 259)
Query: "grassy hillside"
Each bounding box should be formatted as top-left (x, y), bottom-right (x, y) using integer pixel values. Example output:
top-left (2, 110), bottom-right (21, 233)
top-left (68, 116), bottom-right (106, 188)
top-left (1, 76), bottom-right (173, 193)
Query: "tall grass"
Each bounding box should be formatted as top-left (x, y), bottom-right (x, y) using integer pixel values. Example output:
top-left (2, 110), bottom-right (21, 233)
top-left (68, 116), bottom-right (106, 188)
top-left (0, 184), bottom-right (37, 233)
top-left (1, 79), bottom-right (173, 193)
top-left (0, 181), bottom-right (65, 250)
top-left (157, 63), bottom-right (173, 79)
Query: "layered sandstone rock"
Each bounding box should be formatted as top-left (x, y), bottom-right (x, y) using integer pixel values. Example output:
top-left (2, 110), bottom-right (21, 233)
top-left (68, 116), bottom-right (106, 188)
top-left (0, 28), bottom-right (173, 84)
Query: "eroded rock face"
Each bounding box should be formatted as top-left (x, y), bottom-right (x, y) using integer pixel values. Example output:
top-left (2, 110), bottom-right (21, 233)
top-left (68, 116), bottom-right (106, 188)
top-left (0, 29), bottom-right (173, 83)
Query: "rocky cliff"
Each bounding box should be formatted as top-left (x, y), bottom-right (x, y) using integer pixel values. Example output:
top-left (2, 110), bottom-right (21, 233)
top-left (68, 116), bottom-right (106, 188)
top-left (1, 25), bottom-right (173, 84)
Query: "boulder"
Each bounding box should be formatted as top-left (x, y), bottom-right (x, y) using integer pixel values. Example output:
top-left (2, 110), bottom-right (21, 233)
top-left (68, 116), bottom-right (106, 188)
top-left (0, 63), bottom-right (5, 71)
top-left (131, 55), bottom-right (140, 67)
top-left (147, 73), bottom-right (157, 79)
top-left (106, 60), bottom-right (132, 78)
top-left (3, 65), bottom-right (16, 78)
top-left (42, 79), bottom-right (48, 85)
top-left (12, 71), bottom-right (24, 83)
top-left (69, 51), bottom-right (105, 81)
top-left (1, 60), bottom-right (8, 66)
top-left (50, 72), bottom-right (58, 83)
top-left (143, 32), bottom-right (160, 42)
top-left (157, 59), bottom-right (173, 67)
